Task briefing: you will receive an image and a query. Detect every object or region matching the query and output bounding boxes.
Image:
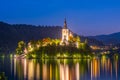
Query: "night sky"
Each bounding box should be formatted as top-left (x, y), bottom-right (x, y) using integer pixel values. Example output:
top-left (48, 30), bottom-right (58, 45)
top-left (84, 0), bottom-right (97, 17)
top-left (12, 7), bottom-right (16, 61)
top-left (0, 0), bottom-right (120, 36)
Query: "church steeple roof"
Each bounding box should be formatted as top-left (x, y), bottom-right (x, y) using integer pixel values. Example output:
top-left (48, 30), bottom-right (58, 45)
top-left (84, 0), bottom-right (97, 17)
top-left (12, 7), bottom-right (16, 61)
top-left (63, 18), bottom-right (67, 29)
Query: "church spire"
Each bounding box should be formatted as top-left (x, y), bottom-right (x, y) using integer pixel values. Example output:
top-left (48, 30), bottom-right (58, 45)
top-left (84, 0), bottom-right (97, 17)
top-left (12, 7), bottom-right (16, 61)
top-left (63, 18), bottom-right (67, 29)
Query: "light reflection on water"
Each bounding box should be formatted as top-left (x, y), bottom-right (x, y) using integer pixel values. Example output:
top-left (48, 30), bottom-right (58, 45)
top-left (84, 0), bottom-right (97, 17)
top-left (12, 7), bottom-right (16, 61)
top-left (0, 58), bottom-right (120, 80)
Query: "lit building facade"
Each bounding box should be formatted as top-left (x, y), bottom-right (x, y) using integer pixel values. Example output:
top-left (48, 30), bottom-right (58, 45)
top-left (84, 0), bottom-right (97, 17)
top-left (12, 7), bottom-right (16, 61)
top-left (61, 19), bottom-right (73, 44)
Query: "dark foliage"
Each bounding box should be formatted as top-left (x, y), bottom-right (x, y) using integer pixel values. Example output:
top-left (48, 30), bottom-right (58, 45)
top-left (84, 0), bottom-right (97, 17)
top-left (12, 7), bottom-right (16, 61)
top-left (0, 21), bottom-right (104, 53)
top-left (89, 32), bottom-right (120, 45)
top-left (0, 22), bottom-right (62, 53)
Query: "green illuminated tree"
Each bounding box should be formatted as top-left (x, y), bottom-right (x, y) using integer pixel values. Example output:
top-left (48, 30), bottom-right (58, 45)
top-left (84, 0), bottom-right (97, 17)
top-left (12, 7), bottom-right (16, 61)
top-left (16, 41), bottom-right (26, 55)
top-left (76, 36), bottom-right (82, 49)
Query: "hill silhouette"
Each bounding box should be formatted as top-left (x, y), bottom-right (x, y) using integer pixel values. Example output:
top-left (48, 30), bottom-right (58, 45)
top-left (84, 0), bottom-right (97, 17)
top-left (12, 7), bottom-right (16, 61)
top-left (89, 32), bottom-right (120, 45)
top-left (0, 22), bottom-right (104, 53)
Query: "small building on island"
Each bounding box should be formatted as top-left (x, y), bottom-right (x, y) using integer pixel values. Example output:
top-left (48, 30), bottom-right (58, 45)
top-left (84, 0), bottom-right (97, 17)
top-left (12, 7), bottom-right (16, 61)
top-left (61, 19), bottom-right (73, 45)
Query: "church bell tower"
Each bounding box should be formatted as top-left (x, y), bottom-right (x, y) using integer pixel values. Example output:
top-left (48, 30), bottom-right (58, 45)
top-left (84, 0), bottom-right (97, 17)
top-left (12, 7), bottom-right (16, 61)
top-left (61, 19), bottom-right (70, 44)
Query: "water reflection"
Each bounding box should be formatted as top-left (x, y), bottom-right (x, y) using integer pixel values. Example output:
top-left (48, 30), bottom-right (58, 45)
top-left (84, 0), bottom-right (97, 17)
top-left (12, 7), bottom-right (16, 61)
top-left (76, 63), bottom-right (79, 80)
top-left (36, 63), bottom-right (40, 80)
top-left (91, 59), bottom-right (100, 79)
top-left (115, 59), bottom-right (118, 80)
top-left (0, 58), bottom-right (120, 80)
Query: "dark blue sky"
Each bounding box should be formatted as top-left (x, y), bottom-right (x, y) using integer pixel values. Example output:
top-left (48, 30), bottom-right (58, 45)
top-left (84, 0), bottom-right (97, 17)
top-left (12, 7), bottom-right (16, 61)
top-left (0, 0), bottom-right (120, 36)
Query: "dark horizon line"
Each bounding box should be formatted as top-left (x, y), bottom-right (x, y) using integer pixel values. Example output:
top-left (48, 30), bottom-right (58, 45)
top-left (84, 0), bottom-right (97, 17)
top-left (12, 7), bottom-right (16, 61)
top-left (0, 20), bottom-right (120, 37)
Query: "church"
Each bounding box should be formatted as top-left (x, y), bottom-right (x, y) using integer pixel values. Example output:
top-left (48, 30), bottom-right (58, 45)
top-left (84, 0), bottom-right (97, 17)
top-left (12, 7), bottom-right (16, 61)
top-left (61, 19), bottom-right (73, 45)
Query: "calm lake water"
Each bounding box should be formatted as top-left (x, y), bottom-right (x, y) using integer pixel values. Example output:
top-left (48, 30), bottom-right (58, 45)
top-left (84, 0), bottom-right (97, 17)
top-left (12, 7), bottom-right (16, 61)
top-left (0, 57), bottom-right (120, 80)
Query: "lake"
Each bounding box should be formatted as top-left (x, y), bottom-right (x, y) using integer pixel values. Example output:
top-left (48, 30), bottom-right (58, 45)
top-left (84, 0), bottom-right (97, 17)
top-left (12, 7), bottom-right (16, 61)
top-left (0, 57), bottom-right (120, 80)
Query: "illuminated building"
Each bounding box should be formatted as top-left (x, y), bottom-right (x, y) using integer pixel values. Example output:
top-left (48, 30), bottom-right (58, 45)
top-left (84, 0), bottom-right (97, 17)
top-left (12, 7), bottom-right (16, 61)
top-left (61, 19), bottom-right (73, 45)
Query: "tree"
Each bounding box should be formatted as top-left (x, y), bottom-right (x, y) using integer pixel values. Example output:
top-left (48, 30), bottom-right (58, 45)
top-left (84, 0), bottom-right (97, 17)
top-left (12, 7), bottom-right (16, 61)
top-left (42, 38), bottom-right (51, 46)
top-left (68, 36), bottom-right (76, 47)
top-left (77, 36), bottom-right (81, 43)
top-left (82, 39), bottom-right (91, 54)
top-left (85, 39), bottom-right (88, 44)
top-left (16, 41), bottom-right (26, 55)
top-left (76, 36), bottom-right (81, 48)
top-left (52, 39), bottom-right (60, 46)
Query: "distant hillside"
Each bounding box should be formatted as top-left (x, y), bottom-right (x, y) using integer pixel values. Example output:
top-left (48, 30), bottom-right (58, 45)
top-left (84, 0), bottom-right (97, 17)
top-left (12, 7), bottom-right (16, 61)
top-left (77, 35), bottom-right (104, 46)
top-left (0, 22), bottom-right (62, 53)
top-left (89, 32), bottom-right (120, 45)
top-left (0, 22), bottom-right (104, 53)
